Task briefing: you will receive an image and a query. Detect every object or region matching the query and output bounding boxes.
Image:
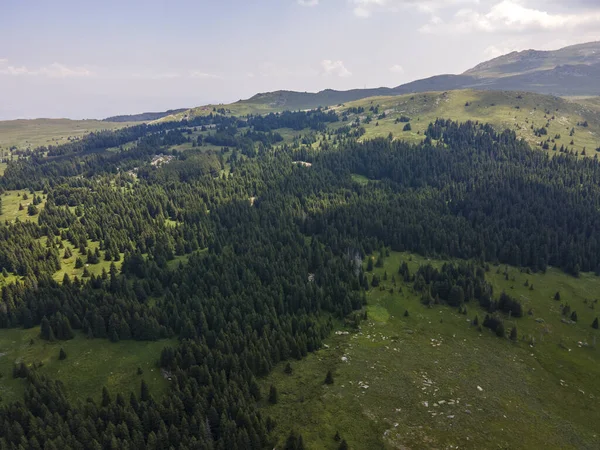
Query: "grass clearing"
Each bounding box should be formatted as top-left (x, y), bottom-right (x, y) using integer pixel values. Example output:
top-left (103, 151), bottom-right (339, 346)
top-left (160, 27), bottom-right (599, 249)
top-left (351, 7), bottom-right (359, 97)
top-left (0, 190), bottom-right (47, 223)
top-left (261, 252), bottom-right (600, 449)
top-left (0, 327), bottom-right (176, 404)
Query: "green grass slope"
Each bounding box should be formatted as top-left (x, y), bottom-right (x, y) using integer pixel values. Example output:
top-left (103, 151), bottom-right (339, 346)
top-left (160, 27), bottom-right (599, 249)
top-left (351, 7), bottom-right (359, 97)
top-left (0, 118), bottom-right (136, 151)
top-left (261, 252), bottom-right (600, 449)
top-left (333, 90), bottom-right (600, 156)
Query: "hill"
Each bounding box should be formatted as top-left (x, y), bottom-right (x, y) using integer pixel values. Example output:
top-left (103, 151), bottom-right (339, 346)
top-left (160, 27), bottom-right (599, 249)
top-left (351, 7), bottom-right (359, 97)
top-left (261, 251), bottom-right (600, 449)
top-left (0, 118), bottom-right (136, 151)
top-left (103, 109), bottom-right (188, 123)
top-left (162, 41), bottom-right (600, 121)
top-left (332, 90), bottom-right (600, 156)
top-left (465, 41), bottom-right (600, 78)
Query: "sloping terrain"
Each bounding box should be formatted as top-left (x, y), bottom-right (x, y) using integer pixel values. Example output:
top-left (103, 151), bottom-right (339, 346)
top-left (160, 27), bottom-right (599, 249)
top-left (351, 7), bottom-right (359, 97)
top-left (161, 41), bottom-right (600, 120)
top-left (0, 118), bottom-right (136, 151)
top-left (333, 90), bottom-right (600, 156)
top-left (261, 251), bottom-right (600, 449)
top-left (103, 109), bottom-right (188, 122)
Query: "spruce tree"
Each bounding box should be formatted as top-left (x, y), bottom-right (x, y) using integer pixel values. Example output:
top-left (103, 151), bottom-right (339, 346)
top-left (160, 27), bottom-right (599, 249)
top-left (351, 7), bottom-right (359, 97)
top-left (268, 385), bottom-right (278, 404)
top-left (40, 316), bottom-right (55, 341)
top-left (510, 326), bottom-right (518, 341)
top-left (59, 348), bottom-right (67, 360)
top-left (325, 370), bottom-right (334, 385)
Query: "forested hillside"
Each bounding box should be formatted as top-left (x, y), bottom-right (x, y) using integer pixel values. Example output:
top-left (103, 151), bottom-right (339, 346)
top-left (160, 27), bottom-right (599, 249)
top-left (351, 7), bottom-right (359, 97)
top-left (0, 107), bottom-right (599, 449)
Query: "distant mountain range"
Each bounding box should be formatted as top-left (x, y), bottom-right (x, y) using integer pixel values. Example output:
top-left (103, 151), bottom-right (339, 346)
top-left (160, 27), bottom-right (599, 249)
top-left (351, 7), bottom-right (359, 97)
top-left (108, 41), bottom-right (600, 122)
top-left (243, 42), bottom-right (600, 111)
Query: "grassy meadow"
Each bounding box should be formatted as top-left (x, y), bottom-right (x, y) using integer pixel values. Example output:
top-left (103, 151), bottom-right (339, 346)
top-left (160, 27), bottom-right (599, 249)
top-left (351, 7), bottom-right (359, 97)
top-left (332, 90), bottom-right (600, 156)
top-left (261, 252), bottom-right (600, 449)
top-left (0, 190), bottom-right (47, 223)
top-left (0, 118), bottom-right (136, 151)
top-left (0, 327), bottom-right (176, 404)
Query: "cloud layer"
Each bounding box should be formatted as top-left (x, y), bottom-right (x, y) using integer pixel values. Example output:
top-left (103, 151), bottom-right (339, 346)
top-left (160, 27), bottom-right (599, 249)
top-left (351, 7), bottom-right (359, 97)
top-left (0, 60), bottom-right (92, 77)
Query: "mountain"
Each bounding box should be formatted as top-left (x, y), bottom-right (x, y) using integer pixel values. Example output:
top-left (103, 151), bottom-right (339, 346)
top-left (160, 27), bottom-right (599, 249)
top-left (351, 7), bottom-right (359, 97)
top-left (165, 41), bottom-right (600, 121)
top-left (464, 41), bottom-right (600, 78)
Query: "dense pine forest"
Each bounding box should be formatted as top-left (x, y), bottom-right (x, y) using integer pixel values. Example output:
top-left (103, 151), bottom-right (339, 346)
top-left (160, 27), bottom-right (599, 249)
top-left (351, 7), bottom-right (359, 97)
top-left (1, 109), bottom-right (600, 449)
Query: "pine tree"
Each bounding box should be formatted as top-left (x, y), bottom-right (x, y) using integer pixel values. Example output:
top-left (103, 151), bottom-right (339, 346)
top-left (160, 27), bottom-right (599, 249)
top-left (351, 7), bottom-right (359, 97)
top-left (404, 309), bottom-right (409, 317)
top-left (571, 311), bottom-right (578, 322)
top-left (593, 317), bottom-right (599, 329)
top-left (40, 316), bottom-right (55, 341)
top-left (339, 439), bottom-right (349, 450)
top-left (284, 362), bottom-right (293, 374)
top-left (510, 326), bottom-right (518, 341)
top-left (59, 348), bottom-right (67, 360)
top-left (554, 291), bottom-right (561, 301)
top-left (325, 370), bottom-right (334, 385)
top-left (141, 379), bottom-right (150, 401)
top-left (268, 385), bottom-right (278, 404)
top-left (496, 322), bottom-right (505, 338)
top-left (101, 386), bottom-right (111, 407)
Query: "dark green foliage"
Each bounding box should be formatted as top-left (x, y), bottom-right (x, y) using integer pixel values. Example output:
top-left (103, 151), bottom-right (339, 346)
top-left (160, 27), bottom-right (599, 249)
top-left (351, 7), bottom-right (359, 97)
top-left (571, 311), bottom-right (578, 322)
top-left (339, 439), bottom-right (349, 450)
top-left (592, 317), bottom-right (599, 329)
top-left (510, 326), bottom-right (518, 341)
top-left (496, 322), bottom-right (506, 337)
top-left (40, 316), bottom-right (55, 341)
top-left (555, 291), bottom-right (561, 301)
top-left (27, 203), bottom-right (38, 216)
top-left (284, 431), bottom-right (306, 450)
top-left (403, 123), bottom-right (412, 131)
top-left (404, 309), bottom-right (409, 317)
top-left (269, 384), bottom-right (278, 404)
top-left (59, 348), bottom-right (67, 360)
top-left (325, 370), bottom-right (334, 385)
top-left (285, 362), bottom-right (293, 374)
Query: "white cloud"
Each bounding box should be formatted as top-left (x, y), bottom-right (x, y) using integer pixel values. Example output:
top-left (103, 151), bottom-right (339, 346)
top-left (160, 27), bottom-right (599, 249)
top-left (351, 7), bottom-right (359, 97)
top-left (0, 59), bottom-right (92, 77)
top-left (421, 0), bottom-right (600, 34)
top-left (189, 71), bottom-right (219, 79)
top-left (298, 0), bottom-right (319, 6)
top-left (349, 0), bottom-right (481, 18)
top-left (321, 59), bottom-right (352, 77)
top-left (390, 64), bottom-right (405, 74)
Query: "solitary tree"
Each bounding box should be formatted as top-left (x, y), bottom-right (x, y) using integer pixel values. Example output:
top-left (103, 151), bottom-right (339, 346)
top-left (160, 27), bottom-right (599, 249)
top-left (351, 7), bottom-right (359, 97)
top-left (571, 311), bottom-right (578, 322)
top-left (554, 291), bottom-right (561, 301)
top-left (284, 362), bottom-right (293, 375)
top-left (269, 384), bottom-right (278, 404)
top-left (593, 317), bottom-right (599, 329)
top-left (59, 348), bottom-right (67, 360)
top-left (325, 370), bottom-right (334, 385)
top-left (496, 322), bottom-right (505, 338)
top-left (510, 326), bottom-right (518, 341)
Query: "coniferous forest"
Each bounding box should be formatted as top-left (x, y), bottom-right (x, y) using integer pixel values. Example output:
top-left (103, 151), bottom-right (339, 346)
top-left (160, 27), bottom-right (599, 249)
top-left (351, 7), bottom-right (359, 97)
top-left (1, 110), bottom-right (600, 449)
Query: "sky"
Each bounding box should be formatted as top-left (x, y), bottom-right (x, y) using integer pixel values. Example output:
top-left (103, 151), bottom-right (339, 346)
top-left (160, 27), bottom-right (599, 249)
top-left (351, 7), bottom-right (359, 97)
top-left (1, 0), bottom-right (600, 120)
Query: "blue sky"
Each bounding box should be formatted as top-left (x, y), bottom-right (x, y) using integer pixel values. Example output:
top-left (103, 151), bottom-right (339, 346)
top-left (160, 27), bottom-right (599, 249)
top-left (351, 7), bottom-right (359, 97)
top-left (1, 0), bottom-right (599, 119)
